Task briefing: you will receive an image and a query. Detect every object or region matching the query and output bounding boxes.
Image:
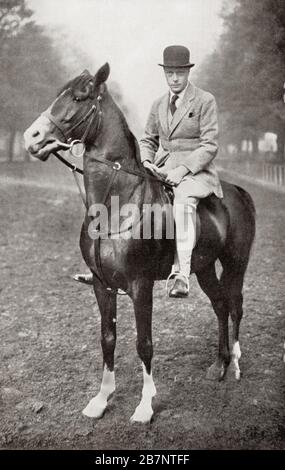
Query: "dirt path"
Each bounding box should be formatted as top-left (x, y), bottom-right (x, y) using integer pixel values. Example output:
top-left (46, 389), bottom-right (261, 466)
top-left (0, 162), bottom-right (284, 449)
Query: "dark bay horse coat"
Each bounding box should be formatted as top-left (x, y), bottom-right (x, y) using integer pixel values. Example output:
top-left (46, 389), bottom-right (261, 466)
top-left (23, 64), bottom-right (256, 422)
top-left (140, 82), bottom-right (223, 199)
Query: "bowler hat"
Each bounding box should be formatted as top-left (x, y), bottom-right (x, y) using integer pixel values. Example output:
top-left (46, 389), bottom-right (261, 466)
top-left (158, 45), bottom-right (195, 68)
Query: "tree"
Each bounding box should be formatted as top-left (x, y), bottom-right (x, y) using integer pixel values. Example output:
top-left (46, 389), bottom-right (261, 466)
top-left (196, 0), bottom-right (285, 161)
top-left (0, 1), bottom-right (67, 160)
top-left (0, 0), bottom-right (32, 46)
top-left (0, 1), bottom-right (140, 160)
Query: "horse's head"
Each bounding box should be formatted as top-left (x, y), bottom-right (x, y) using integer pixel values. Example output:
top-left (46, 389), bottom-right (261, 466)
top-left (24, 63), bottom-right (110, 161)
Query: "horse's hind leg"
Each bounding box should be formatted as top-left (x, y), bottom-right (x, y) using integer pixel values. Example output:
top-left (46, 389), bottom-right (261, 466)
top-left (196, 263), bottom-right (230, 380)
top-left (220, 263), bottom-right (247, 380)
top-left (130, 279), bottom-right (156, 423)
top-left (82, 280), bottom-right (116, 418)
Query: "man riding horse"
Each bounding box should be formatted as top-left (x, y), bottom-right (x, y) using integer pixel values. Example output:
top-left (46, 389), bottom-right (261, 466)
top-left (23, 52), bottom-right (255, 422)
top-left (76, 45), bottom-right (223, 298)
top-left (141, 45), bottom-right (223, 297)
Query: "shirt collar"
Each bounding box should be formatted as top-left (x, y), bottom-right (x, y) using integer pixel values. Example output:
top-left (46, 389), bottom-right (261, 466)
top-left (169, 81), bottom-right (190, 102)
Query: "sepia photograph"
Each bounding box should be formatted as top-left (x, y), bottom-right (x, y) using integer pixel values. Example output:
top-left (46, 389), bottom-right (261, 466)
top-left (0, 0), bottom-right (284, 459)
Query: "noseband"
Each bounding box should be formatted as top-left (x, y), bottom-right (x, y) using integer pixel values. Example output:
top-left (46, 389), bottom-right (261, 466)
top-left (42, 94), bottom-right (103, 157)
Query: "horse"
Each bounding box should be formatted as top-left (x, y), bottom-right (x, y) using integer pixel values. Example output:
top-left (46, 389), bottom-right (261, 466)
top-left (24, 63), bottom-right (256, 423)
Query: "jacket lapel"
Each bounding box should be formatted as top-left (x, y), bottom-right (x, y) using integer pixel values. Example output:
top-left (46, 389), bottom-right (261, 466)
top-left (169, 82), bottom-right (196, 136)
top-left (158, 92), bottom-right (170, 136)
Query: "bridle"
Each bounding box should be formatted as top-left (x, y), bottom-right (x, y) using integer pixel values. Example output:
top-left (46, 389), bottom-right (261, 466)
top-left (42, 93), bottom-right (103, 158)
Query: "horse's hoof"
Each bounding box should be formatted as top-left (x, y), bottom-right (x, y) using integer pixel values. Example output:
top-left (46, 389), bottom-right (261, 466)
top-left (82, 396), bottom-right (107, 419)
top-left (206, 361), bottom-right (226, 381)
top-left (225, 360), bottom-right (241, 382)
top-left (82, 407), bottom-right (104, 419)
top-left (130, 404), bottom-right (153, 424)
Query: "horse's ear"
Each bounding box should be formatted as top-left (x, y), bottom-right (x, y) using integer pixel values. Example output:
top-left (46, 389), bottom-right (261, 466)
top-left (94, 62), bottom-right (110, 87)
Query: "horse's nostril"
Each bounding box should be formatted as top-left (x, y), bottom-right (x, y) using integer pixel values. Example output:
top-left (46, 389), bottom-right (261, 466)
top-left (32, 130), bottom-right (40, 138)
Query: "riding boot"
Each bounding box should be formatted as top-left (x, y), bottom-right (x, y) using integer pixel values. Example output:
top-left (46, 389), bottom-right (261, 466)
top-left (168, 199), bottom-right (197, 298)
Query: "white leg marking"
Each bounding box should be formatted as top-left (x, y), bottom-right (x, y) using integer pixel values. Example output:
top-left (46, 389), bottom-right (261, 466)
top-left (231, 341), bottom-right (241, 380)
top-left (130, 363), bottom-right (156, 424)
top-left (82, 366), bottom-right (115, 418)
top-left (232, 341), bottom-right (241, 359)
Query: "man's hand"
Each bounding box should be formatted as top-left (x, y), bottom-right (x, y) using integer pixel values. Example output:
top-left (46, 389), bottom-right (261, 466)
top-left (143, 161), bottom-right (167, 180)
top-left (165, 166), bottom-right (189, 186)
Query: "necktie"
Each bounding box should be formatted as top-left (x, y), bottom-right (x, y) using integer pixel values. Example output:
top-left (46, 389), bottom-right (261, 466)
top-left (170, 94), bottom-right (179, 115)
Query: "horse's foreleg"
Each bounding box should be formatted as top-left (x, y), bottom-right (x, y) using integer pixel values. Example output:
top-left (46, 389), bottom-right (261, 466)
top-left (82, 280), bottom-right (116, 418)
top-left (130, 279), bottom-right (156, 424)
top-left (196, 264), bottom-right (230, 381)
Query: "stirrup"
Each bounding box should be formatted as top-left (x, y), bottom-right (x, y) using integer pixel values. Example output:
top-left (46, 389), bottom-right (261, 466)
top-left (165, 269), bottom-right (181, 295)
top-left (165, 271), bottom-right (190, 296)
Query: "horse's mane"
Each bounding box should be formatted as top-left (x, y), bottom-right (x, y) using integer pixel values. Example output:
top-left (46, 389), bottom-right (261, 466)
top-left (56, 70), bottom-right (93, 97)
top-left (129, 130), bottom-right (145, 171)
top-left (107, 91), bottom-right (145, 171)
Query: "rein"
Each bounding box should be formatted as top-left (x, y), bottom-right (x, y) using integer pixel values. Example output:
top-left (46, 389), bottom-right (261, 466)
top-left (53, 150), bottom-right (83, 174)
top-left (52, 150), bottom-right (174, 189)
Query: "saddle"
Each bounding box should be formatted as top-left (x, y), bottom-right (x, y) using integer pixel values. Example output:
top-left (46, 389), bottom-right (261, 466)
top-left (159, 184), bottom-right (227, 247)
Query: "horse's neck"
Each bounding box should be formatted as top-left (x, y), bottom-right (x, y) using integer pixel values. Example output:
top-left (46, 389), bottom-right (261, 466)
top-left (96, 94), bottom-right (138, 159)
top-left (84, 97), bottom-right (144, 208)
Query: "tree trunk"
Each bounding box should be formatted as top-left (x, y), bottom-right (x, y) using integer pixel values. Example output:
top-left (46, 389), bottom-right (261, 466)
top-left (7, 128), bottom-right (16, 162)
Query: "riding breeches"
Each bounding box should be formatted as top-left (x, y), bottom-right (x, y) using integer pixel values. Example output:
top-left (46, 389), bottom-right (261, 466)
top-left (172, 177), bottom-right (213, 277)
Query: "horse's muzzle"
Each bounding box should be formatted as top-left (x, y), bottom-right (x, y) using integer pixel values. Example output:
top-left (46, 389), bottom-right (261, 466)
top-left (26, 139), bottom-right (61, 161)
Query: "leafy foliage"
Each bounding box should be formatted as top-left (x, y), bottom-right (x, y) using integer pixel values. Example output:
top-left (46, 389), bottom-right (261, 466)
top-left (0, 22), bottom-right (67, 130)
top-left (197, 0), bottom-right (285, 158)
top-left (0, 1), bottom-right (67, 159)
top-left (0, 0), bottom-right (32, 44)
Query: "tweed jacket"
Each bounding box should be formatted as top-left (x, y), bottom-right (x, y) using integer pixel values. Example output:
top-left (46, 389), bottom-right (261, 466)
top-left (140, 82), bottom-right (223, 198)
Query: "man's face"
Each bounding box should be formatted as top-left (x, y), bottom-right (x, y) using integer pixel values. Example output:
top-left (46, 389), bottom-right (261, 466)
top-left (164, 67), bottom-right (190, 94)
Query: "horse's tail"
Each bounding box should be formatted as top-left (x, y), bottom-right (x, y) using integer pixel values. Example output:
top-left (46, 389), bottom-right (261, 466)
top-left (235, 185), bottom-right (256, 214)
top-left (235, 185), bottom-right (256, 238)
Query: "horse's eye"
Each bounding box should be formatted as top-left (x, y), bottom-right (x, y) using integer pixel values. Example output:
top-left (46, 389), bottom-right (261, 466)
top-left (73, 96), bottom-right (80, 102)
